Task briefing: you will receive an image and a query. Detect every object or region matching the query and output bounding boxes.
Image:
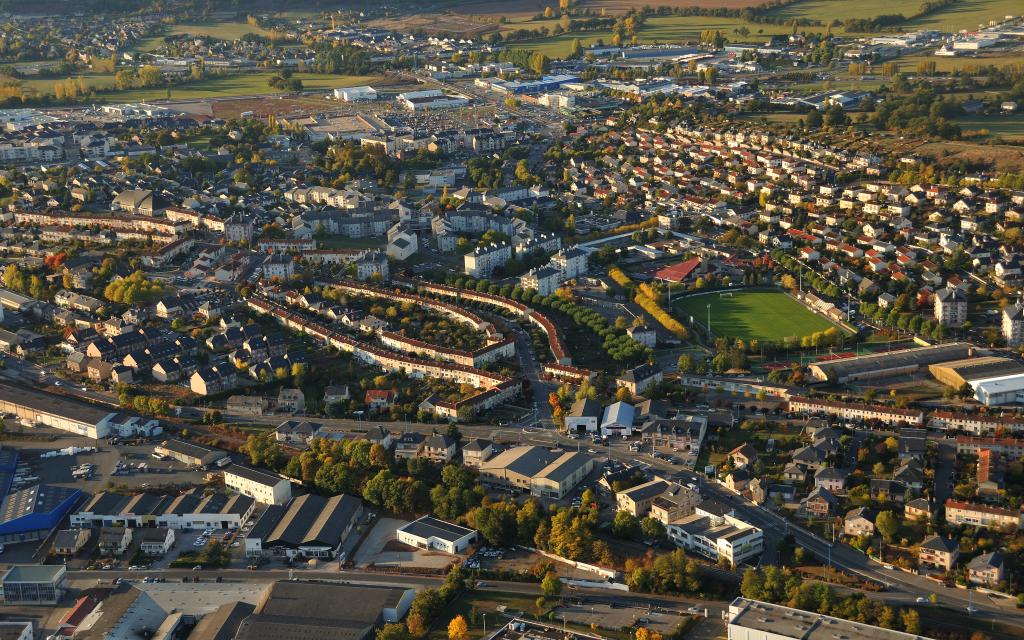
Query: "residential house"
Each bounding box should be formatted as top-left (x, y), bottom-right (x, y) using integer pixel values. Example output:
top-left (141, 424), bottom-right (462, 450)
top-left (843, 507), bottom-right (876, 537)
top-left (97, 527), bottom-right (132, 556)
top-left (800, 487), bottom-right (838, 519)
top-left (967, 551), bottom-right (1005, 587)
top-left (139, 528), bottom-right (175, 556)
top-left (919, 535), bottom-right (959, 572)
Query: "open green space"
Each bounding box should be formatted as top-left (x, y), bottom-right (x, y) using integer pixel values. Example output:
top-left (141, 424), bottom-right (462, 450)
top-left (893, 52), bottom-right (1024, 73)
top-left (954, 115), bottom-right (1024, 138)
top-left (164, 20), bottom-right (275, 40)
top-left (902, 0), bottom-right (1023, 31)
top-left (762, 0), bottom-right (912, 25)
top-left (17, 71), bottom-right (383, 102)
top-left (674, 289), bottom-right (843, 342)
top-left (507, 15), bottom-right (802, 56)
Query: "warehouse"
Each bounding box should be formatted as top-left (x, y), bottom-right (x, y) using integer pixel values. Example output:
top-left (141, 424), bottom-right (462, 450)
top-left (727, 597), bottom-right (928, 640)
top-left (71, 489), bottom-right (255, 530)
top-left (397, 515), bottom-right (476, 554)
top-left (244, 493), bottom-right (362, 559)
top-left (223, 464), bottom-right (292, 505)
top-left (479, 446), bottom-right (594, 499)
top-left (972, 374), bottom-right (1024, 406)
top-left (0, 484), bottom-right (83, 545)
top-left (1, 565), bottom-right (66, 605)
top-left (928, 356), bottom-right (1024, 389)
top-left (334, 86), bottom-right (377, 102)
top-left (0, 383), bottom-right (161, 439)
top-left (154, 438), bottom-right (229, 468)
top-left (807, 342), bottom-right (973, 383)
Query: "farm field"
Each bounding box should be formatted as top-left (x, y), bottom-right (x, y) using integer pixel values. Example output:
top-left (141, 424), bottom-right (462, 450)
top-left (763, 0), bottom-right (907, 25)
top-left (893, 51), bottom-right (1024, 72)
top-left (674, 289), bottom-right (843, 342)
top-left (901, 0), bottom-right (1023, 31)
top-left (507, 15), bottom-right (801, 56)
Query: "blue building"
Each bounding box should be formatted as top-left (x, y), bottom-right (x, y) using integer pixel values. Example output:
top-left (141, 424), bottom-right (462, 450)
top-left (0, 485), bottom-right (84, 545)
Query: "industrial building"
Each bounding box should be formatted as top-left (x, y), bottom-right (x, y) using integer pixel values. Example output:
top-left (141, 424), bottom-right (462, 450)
top-left (806, 342), bottom-right (973, 383)
top-left (0, 383), bottom-right (161, 439)
top-left (928, 356), bottom-right (1024, 389)
top-left (244, 493), bottom-right (362, 559)
top-left (972, 374), bottom-right (1024, 406)
top-left (1, 564), bottom-right (66, 605)
top-left (154, 439), bottom-right (230, 468)
top-left (232, 582), bottom-right (415, 640)
top-left (71, 489), bottom-right (255, 530)
top-left (397, 89), bottom-right (469, 111)
top-left (223, 465), bottom-right (292, 505)
top-left (334, 86), bottom-right (377, 102)
top-left (396, 516), bottom-right (476, 554)
top-left (479, 446), bottom-right (594, 499)
top-left (726, 597), bottom-right (929, 640)
top-left (0, 484), bottom-right (83, 545)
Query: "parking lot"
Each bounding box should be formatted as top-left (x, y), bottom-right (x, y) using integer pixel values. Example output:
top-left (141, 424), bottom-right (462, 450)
top-left (1, 426), bottom-right (209, 496)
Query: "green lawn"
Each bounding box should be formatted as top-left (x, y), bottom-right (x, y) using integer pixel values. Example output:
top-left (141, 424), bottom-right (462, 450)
top-left (954, 115), bottom-right (1024, 138)
top-left (508, 15), bottom-right (801, 56)
top-left (762, 0), bottom-right (918, 24)
top-left (674, 289), bottom-right (843, 342)
top-left (902, 0), bottom-right (1023, 31)
top-left (164, 20), bottom-right (276, 40)
top-left (18, 71), bottom-right (384, 102)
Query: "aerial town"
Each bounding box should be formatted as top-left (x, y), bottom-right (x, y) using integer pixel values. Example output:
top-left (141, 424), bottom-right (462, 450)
top-left (0, 1), bottom-right (1022, 639)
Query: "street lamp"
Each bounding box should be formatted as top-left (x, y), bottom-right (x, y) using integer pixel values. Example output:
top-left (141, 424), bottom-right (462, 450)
top-left (706, 303), bottom-right (712, 340)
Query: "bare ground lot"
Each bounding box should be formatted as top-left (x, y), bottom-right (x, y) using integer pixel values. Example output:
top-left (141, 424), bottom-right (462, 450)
top-left (354, 517), bottom-right (456, 570)
top-left (369, 14), bottom-right (499, 37)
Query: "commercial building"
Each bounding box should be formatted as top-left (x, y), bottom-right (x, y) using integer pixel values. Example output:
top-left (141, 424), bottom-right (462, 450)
top-left (565, 398), bottom-right (602, 433)
top-left (335, 86), bottom-right (378, 102)
top-left (0, 484), bottom-right (83, 545)
top-left (666, 504), bottom-right (763, 567)
top-left (397, 89), bottom-right (469, 111)
top-left (0, 383), bottom-right (161, 439)
top-left (244, 493), bottom-right (362, 559)
top-left (154, 439), bottom-right (229, 468)
top-left (71, 489), bottom-right (255, 530)
top-left (1, 564), bottom-right (66, 604)
top-left (397, 515), bottom-right (477, 554)
top-left (971, 373), bottom-right (1024, 406)
top-left (928, 356), bottom-right (1024, 389)
top-left (479, 446), bottom-right (594, 499)
top-left (600, 401), bottom-right (635, 436)
top-left (233, 581), bottom-right (415, 640)
top-left (726, 597), bottom-right (929, 640)
top-left (806, 342), bottom-right (972, 383)
top-left (223, 465), bottom-right (293, 505)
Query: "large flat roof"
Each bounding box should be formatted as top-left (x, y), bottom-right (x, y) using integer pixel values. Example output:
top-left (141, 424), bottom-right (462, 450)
top-left (729, 597), bottom-right (927, 640)
top-left (2, 564), bottom-right (65, 583)
top-left (0, 383), bottom-right (111, 424)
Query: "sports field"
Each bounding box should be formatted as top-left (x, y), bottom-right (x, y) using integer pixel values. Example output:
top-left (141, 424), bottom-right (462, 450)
top-left (674, 289), bottom-right (843, 342)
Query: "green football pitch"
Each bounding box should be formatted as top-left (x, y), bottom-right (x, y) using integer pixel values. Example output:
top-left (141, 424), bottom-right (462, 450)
top-left (674, 289), bottom-right (844, 342)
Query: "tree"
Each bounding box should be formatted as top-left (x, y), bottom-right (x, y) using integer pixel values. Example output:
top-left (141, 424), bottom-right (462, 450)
top-left (612, 510), bottom-right (640, 539)
top-left (448, 616), bottom-right (469, 640)
top-left (378, 624), bottom-right (411, 640)
top-left (640, 517), bottom-right (666, 540)
top-left (901, 609), bottom-right (921, 634)
top-left (541, 571), bottom-right (562, 597)
top-left (875, 511), bottom-right (898, 543)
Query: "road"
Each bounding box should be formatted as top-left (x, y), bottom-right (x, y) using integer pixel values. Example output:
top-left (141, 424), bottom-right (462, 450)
top-left (68, 568), bottom-right (731, 618)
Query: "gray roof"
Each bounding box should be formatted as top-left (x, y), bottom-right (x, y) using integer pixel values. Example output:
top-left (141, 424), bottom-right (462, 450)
top-left (227, 465), bottom-right (287, 488)
top-left (568, 397), bottom-right (602, 419)
top-left (399, 515), bottom-right (474, 543)
top-left (920, 534), bottom-right (958, 553)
